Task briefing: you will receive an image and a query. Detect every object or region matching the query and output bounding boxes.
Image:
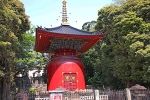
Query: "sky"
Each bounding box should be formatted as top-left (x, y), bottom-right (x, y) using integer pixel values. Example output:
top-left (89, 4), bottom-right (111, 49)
top-left (20, 0), bottom-right (113, 29)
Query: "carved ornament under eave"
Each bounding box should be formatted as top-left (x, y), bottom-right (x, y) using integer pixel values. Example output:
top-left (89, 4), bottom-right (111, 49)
top-left (48, 38), bottom-right (87, 53)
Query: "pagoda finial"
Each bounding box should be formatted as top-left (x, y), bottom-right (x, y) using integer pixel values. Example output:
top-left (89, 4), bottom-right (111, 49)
top-left (62, 0), bottom-right (69, 25)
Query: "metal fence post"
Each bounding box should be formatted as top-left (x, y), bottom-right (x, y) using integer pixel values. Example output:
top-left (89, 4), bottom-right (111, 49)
top-left (95, 90), bottom-right (99, 100)
top-left (126, 88), bottom-right (132, 100)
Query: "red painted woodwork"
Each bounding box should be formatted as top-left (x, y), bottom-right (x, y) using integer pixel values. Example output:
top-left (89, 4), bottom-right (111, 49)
top-left (35, 29), bottom-right (104, 53)
top-left (64, 73), bottom-right (77, 91)
top-left (47, 49), bottom-right (85, 90)
top-left (35, 25), bottom-right (104, 91)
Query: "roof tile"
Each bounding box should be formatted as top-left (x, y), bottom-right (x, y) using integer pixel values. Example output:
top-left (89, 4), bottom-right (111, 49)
top-left (37, 25), bottom-right (102, 35)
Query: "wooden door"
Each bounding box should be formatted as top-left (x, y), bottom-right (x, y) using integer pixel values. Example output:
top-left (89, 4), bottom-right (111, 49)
top-left (64, 73), bottom-right (77, 91)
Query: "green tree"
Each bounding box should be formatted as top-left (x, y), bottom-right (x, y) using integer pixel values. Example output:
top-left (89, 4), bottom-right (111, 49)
top-left (0, 0), bottom-right (30, 100)
top-left (94, 4), bottom-right (126, 89)
top-left (82, 21), bottom-right (97, 32)
top-left (96, 0), bottom-right (150, 88)
top-left (80, 46), bottom-right (98, 85)
top-left (15, 25), bottom-right (48, 92)
top-left (81, 21), bottom-right (104, 87)
top-left (16, 25), bottom-right (45, 70)
top-left (81, 18), bottom-right (125, 89)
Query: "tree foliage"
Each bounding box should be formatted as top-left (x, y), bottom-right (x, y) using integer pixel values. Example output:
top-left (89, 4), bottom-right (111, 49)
top-left (80, 46), bottom-right (99, 85)
top-left (81, 20), bottom-right (125, 89)
top-left (16, 25), bottom-right (46, 71)
top-left (0, 0), bottom-right (30, 99)
top-left (95, 0), bottom-right (150, 88)
top-left (82, 21), bottom-right (97, 32)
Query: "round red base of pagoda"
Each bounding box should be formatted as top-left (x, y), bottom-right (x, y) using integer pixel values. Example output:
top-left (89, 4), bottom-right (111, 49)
top-left (47, 49), bottom-right (85, 91)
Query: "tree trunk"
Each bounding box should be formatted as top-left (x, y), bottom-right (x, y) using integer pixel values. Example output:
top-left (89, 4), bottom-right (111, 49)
top-left (126, 80), bottom-right (135, 88)
top-left (0, 78), bottom-right (2, 100)
top-left (2, 77), bottom-right (11, 100)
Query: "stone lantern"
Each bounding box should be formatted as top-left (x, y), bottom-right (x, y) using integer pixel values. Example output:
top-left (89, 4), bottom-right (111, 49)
top-left (130, 84), bottom-right (147, 100)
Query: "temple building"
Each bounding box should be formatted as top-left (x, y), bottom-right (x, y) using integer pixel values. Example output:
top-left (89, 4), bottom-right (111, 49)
top-left (35, 0), bottom-right (104, 91)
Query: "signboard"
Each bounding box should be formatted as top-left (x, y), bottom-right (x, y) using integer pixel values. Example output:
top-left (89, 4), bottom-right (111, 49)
top-left (50, 93), bottom-right (62, 100)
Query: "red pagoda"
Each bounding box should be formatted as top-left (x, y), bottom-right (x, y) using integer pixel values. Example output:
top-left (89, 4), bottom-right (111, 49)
top-left (35, 0), bottom-right (104, 91)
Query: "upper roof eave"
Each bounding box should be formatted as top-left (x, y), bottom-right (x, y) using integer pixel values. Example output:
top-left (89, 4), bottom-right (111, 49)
top-left (36, 25), bottom-right (103, 36)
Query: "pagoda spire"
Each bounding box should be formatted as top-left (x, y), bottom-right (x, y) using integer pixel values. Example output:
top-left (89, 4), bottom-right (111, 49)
top-left (62, 0), bottom-right (69, 25)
